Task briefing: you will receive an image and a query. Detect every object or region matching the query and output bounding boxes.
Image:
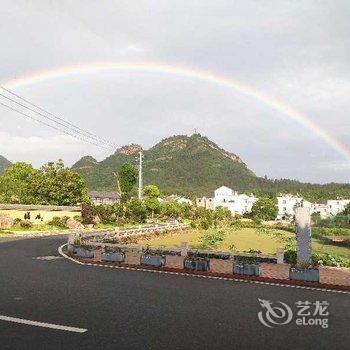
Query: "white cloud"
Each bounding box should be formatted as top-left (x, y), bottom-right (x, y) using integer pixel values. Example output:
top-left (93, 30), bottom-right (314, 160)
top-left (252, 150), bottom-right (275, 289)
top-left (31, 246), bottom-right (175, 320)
top-left (0, 132), bottom-right (109, 167)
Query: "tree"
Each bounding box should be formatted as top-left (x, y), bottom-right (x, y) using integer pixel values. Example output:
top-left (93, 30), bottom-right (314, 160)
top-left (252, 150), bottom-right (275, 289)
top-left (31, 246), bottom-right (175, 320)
top-left (143, 184), bottom-right (161, 198)
top-left (214, 206), bottom-right (232, 221)
top-left (0, 160), bottom-right (88, 205)
top-left (0, 162), bottom-right (38, 203)
top-left (118, 163), bottom-right (138, 202)
top-left (342, 203), bottom-right (350, 216)
top-left (127, 198), bottom-right (146, 222)
top-left (31, 160), bottom-right (88, 205)
top-left (161, 200), bottom-right (182, 218)
top-left (251, 197), bottom-right (278, 221)
top-left (144, 197), bottom-right (161, 218)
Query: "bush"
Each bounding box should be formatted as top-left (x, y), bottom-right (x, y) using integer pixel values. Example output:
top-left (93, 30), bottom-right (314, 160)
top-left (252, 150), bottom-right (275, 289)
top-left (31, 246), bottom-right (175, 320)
top-left (20, 220), bottom-right (33, 229)
top-left (200, 219), bottom-right (210, 230)
top-left (285, 249), bottom-right (350, 268)
top-left (200, 230), bottom-right (227, 248)
top-left (48, 216), bottom-right (67, 229)
top-left (95, 205), bottom-right (115, 224)
top-left (13, 218), bottom-right (22, 226)
top-left (284, 249), bottom-right (297, 266)
top-left (312, 252), bottom-right (350, 268)
top-left (73, 215), bottom-right (83, 223)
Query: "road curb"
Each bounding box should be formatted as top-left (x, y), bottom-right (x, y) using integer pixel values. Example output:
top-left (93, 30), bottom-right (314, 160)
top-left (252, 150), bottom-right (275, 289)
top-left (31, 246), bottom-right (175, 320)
top-left (58, 244), bottom-right (350, 295)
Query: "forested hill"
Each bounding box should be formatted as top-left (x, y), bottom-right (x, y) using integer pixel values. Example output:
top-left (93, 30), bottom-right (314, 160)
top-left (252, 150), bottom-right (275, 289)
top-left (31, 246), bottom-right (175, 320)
top-left (71, 134), bottom-right (350, 201)
top-left (0, 155), bottom-right (11, 174)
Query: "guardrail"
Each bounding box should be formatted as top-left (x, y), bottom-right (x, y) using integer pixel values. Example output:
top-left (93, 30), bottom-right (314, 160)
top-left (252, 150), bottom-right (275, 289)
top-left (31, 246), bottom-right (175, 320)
top-left (83, 223), bottom-right (190, 241)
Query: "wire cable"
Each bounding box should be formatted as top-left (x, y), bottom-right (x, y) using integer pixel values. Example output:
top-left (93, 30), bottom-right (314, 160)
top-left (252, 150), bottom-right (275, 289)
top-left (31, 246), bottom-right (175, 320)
top-left (0, 101), bottom-right (114, 152)
top-left (0, 85), bottom-right (119, 148)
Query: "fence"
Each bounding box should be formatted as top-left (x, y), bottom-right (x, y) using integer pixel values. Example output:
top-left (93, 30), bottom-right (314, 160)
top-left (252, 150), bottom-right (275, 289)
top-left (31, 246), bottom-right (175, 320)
top-left (82, 222), bottom-right (190, 241)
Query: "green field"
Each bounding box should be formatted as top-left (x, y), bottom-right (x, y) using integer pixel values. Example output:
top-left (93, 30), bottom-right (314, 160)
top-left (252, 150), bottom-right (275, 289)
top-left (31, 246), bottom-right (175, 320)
top-left (136, 228), bottom-right (350, 259)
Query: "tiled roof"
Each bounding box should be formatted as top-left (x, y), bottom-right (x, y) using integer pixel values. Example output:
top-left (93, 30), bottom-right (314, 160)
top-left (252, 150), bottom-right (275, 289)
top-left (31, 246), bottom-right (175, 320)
top-left (88, 191), bottom-right (120, 199)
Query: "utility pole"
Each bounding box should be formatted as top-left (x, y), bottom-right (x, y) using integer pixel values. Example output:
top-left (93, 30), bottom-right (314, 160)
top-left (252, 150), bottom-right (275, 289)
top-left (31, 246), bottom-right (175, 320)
top-left (138, 151), bottom-right (143, 200)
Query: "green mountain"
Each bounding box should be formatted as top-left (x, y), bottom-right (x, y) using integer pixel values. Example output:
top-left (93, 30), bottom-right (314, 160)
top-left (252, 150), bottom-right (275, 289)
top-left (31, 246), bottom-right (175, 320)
top-left (72, 134), bottom-right (350, 200)
top-left (0, 155), bottom-right (11, 174)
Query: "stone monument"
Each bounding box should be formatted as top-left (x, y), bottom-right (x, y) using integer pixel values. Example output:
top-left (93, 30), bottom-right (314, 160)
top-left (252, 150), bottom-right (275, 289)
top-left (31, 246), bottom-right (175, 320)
top-left (295, 207), bottom-right (312, 267)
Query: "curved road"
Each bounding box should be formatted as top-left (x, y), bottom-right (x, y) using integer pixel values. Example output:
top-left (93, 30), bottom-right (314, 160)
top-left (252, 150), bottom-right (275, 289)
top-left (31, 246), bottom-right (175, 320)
top-left (0, 235), bottom-right (349, 349)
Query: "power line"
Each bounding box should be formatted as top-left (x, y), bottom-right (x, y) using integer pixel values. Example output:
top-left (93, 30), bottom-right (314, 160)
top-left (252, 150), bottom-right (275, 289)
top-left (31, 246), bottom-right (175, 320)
top-left (0, 101), bottom-right (114, 152)
top-left (0, 85), bottom-right (119, 149)
top-left (0, 92), bottom-right (116, 148)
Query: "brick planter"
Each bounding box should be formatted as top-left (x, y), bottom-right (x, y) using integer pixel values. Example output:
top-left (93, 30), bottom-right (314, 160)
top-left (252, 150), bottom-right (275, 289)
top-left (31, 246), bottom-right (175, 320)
top-left (140, 254), bottom-right (165, 267)
top-left (209, 259), bottom-right (233, 274)
top-left (260, 263), bottom-right (290, 280)
top-left (319, 266), bottom-right (350, 286)
top-left (165, 255), bottom-right (185, 269)
top-left (290, 268), bottom-right (319, 282)
top-left (124, 252), bottom-right (141, 266)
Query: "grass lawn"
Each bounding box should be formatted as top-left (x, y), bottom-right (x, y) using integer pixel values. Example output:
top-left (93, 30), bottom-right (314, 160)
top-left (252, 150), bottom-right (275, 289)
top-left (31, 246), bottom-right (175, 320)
top-left (0, 209), bottom-right (79, 225)
top-left (136, 227), bottom-right (350, 259)
top-left (137, 228), bottom-right (294, 254)
top-left (312, 239), bottom-right (350, 259)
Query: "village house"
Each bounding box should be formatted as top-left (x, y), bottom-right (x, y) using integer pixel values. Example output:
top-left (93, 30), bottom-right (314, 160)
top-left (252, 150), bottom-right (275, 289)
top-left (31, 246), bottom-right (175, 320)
top-left (327, 199), bottom-right (350, 216)
top-left (88, 191), bottom-right (120, 205)
top-left (196, 197), bottom-right (214, 210)
top-left (277, 194), bottom-right (303, 219)
top-left (197, 186), bottom-right (257, 215)
top-left (277, 194), bottom-right (350, 219)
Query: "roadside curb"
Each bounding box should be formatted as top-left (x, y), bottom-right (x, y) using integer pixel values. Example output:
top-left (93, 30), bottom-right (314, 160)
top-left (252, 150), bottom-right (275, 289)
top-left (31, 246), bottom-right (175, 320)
top-left (58, 244), bottom-right (350, 295)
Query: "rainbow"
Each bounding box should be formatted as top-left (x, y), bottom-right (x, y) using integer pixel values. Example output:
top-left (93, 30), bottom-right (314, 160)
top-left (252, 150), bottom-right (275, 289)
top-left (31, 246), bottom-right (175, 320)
top-left (2, 61), bottom-right (349, 160)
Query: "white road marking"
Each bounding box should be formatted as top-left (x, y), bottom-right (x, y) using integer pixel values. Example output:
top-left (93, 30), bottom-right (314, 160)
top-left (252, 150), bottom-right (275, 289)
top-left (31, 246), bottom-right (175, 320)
top-left (34, 256), bottom-right (62, 261)
top-left (0, 315), bottom-right (87, 333)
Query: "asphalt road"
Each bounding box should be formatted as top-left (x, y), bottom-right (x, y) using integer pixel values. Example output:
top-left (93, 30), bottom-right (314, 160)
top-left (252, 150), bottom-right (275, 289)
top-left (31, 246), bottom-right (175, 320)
top-left (0, 236), bottom-right (349, 350)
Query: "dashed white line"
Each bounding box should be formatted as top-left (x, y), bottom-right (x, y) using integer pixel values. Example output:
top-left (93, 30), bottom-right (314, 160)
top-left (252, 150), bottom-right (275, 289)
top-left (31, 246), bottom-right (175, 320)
top-left (0, 315), bottom-right (87, 333)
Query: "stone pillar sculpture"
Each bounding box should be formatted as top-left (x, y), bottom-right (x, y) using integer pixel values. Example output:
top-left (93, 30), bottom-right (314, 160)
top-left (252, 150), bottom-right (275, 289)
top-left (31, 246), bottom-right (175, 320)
top-left (295, 207), bottom-right (312, 267)
top-left (67, 233), bottom-right (75, 255)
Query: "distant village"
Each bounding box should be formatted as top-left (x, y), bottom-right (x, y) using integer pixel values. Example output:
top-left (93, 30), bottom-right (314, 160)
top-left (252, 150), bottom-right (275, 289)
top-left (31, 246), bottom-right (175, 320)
top-left (88, 186), bottom-right (350, 220)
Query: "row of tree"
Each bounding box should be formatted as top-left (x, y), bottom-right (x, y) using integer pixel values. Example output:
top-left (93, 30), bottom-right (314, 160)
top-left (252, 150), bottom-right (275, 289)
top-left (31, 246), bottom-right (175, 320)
top-left (0, 160), bottom-right (87, 205)
top-left (0, 159), bottom-right (280, 223)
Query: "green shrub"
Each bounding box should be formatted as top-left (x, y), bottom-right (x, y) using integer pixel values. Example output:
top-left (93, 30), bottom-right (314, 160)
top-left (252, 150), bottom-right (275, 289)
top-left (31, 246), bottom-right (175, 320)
top-left (313, 252), bottom-right (350, 268)
top-left (284, 249), bottom-right (297, 266)
top-left (48, 216), bottom-right (67, 229)
top-left (20, 220), bottom-right (33, 229)
top-left (200, 219), bottom-right (210, 230)
top-left (200, 230), bottom-right (227, 248)
top-left (13, 218), bottom-right (22, 226)
top-left (73, 215), bottom-right (83, 223)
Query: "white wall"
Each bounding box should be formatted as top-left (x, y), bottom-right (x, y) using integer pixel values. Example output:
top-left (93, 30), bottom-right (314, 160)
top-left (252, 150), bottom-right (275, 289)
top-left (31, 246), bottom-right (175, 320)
top-left (327, 199), bottom-right (350, 216)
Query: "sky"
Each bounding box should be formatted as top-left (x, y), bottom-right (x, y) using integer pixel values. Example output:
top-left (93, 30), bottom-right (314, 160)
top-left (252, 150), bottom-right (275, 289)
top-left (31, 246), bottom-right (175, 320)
top-left (0, 0), bottom-right (349, 183)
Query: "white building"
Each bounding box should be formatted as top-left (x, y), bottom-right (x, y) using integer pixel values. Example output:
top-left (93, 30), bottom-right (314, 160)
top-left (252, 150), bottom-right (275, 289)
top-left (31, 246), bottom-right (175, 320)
top-left (277, 194), bottom-right (350, 219)
top-left (327, 199), bottom-right (350, 216)
top-left (211, 186), bottom-right (257, 215)
top-left (277, 194), bottom-right (303, 219)
top-left (196, 197), bottom-right (214, 210)
top-left (311, 203), bottom-right (328, 218)
top-left (166, 195), bottom-right (193, 205)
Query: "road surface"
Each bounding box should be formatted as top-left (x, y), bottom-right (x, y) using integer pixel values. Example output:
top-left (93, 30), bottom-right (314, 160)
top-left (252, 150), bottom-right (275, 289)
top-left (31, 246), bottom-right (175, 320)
top-left (0, 236), bottom-right (349, 349)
